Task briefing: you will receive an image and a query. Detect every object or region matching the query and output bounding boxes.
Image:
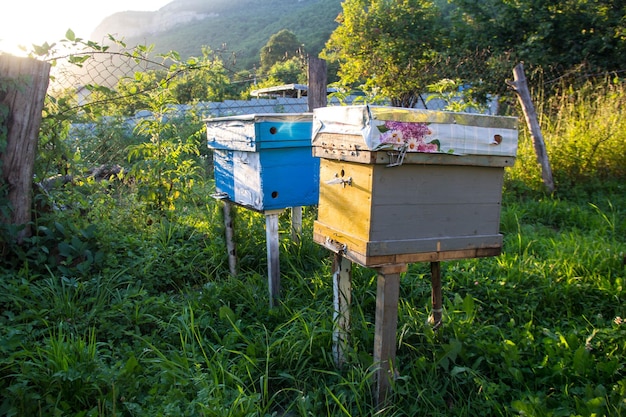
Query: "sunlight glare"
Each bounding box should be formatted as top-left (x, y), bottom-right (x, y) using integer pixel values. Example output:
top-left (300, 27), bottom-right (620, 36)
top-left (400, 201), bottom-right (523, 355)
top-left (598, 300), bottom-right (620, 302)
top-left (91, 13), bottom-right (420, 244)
top-left (0, 0), bottom-right (171, 56)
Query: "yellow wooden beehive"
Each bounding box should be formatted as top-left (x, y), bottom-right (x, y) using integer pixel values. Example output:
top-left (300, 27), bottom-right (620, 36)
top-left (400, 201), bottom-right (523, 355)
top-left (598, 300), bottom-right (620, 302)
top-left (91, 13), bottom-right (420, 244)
top-left (311, 105), bottom-right (518, 267)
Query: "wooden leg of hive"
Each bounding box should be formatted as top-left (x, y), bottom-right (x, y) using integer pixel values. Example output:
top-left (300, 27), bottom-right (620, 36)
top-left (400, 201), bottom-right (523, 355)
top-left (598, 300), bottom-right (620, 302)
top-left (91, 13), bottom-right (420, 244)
top-left (265, 212), bottom-right (281, 308)
top-left (332, 253), bottom-right (352, 367)
top-left (222, 200), bottom-right (237, 276)
top-left (291, 206), bottom-right (302, 245)
top-left (430, 261), bottom-right (443, 329)
top-left (373, 264), bottom-right (406, 407)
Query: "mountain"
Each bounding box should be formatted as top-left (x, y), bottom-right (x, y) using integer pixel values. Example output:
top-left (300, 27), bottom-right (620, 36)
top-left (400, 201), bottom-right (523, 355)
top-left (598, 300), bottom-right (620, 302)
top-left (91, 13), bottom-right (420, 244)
top-left (91, 0), bottom-right (343, 71)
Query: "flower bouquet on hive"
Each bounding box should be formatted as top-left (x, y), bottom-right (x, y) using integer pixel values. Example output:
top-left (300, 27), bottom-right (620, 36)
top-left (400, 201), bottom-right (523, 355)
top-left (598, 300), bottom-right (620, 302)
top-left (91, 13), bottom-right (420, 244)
top-left (377, 120), bottom-right (441, 166)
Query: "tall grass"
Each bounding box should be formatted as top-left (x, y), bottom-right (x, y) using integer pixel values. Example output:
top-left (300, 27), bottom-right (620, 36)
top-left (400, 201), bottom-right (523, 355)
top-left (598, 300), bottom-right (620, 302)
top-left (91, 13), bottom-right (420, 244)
top-left (507, 77), bottom-right (626, 194)
top-left (1, 79), bottom-right (625, 416)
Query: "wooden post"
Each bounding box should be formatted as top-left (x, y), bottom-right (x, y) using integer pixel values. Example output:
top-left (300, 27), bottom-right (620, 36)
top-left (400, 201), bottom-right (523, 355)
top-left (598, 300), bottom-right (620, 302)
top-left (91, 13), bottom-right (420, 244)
top-left (373, 263), bottom-right (407, 406)
top-left (332, 253), bottom-right (352, 367)
top-left (508, 62), bottom-right (555, 193)
top-left (265, 210), bottom-right (282, 308)
top-left (429, 261), bottom-right (443, 328)
top-left (0, 56), bottom-right (51, 242)
top-left (290, 206), bottom-right (302, 245)
top-left (222, 200), bottom-right (237, 276)
top-left (308, 57), bottom-right (327, 111)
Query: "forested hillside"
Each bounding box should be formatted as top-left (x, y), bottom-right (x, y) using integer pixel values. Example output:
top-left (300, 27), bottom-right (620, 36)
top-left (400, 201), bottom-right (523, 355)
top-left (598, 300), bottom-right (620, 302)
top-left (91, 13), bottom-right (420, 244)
top-left (92, 0), bottom-right (343, 71)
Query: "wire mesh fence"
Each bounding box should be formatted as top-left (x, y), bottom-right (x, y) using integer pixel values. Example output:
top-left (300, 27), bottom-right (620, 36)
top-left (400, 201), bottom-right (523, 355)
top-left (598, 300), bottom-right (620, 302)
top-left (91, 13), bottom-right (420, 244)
top-left (38, 42), bottom-right (326, 178)
top-left (47, 42), bottom-right (318, 120)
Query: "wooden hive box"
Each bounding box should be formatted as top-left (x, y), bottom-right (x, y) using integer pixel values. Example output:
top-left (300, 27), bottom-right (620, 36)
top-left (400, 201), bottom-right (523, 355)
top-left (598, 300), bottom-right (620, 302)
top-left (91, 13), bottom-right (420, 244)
top-left (311, 105), bottom-right (518, 267)
top-left (206, 113), bottom-right (319, 211)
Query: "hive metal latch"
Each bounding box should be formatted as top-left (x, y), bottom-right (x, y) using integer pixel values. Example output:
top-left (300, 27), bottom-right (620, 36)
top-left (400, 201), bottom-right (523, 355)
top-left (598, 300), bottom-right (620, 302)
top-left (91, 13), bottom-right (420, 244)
top-left (211, 192), bottom-right (230, 200)
top-left (386, 144), bottom-right (408, 167)
top-left (323, 237), bottom-right (347, 254)
top-left (325, 174), bottom-right (352, 188)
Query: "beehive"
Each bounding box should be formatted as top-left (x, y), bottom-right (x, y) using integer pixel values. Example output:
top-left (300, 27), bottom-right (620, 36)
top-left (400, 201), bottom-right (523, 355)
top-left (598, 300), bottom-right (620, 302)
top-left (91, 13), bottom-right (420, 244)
top-left (311, 105), bottom-right (518, 267)
top-left (206, 113), bottom-right (319, 211)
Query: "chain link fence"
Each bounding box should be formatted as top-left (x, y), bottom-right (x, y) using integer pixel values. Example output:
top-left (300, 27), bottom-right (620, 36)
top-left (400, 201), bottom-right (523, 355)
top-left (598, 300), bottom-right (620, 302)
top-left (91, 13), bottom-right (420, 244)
top-left (49, 44), bottom-right (319, 119)
top-left (41, 44), bottom-right (328, 179)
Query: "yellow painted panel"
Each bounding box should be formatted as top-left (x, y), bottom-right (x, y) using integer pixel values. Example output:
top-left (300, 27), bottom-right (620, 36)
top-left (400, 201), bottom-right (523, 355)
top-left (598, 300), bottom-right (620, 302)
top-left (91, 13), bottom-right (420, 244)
top-left (317, 159), bottom-right (374, 242)
top-left (312, 224), bottom-right (369, 257)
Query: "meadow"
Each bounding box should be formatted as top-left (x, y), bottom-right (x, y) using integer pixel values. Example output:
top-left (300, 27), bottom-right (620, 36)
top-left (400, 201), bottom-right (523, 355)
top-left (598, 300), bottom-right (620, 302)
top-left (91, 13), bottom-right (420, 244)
top-left (0, 80), bottom-right (625, 416)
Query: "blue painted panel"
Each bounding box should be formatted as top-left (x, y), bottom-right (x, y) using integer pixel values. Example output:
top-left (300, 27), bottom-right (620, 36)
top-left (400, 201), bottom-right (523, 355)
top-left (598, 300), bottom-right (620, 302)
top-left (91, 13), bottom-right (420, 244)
top-left (214, 147), bottom-right (319, 211)
top-left (232, 151), bottom-right (263, 209)
top-left (259, 147), bottom-right (320, 210)
top-left (206, 121), bottom-right (256, 151)
top-left (255, 121), bottom-right (314, 149)
top-left (213, 150), bottom-right (235, 199)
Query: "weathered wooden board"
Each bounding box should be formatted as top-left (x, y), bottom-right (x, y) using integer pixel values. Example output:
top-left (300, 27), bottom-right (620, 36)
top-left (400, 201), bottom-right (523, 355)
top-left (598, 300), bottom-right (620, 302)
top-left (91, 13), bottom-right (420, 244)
top-left (312, 142), bottom-right (516, 166)
top-left (373, 268), bottom-right (402, 405)
top-left (0, 56), bottom-right (51, 242)
top-left (265, 211), bottom-right (281, 308)
top-left (314, 230), bottom-right (501, 267)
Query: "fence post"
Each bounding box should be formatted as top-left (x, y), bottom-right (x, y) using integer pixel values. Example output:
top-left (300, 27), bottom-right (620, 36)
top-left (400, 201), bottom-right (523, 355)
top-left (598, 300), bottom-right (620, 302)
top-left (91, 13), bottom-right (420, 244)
top-left (308, 57), bottom-right (327, 111)
top-left (508, 62), bottom-right (555, 193)
top-left (0, 56), bottom-right (51, 243)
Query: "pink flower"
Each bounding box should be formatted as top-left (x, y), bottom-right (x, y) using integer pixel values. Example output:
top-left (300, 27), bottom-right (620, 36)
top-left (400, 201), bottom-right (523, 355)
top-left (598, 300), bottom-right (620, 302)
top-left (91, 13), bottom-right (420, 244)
top-left (379, 121), bottom-right (436, 152)
top-left (417, 142), bottom-right (439, 153)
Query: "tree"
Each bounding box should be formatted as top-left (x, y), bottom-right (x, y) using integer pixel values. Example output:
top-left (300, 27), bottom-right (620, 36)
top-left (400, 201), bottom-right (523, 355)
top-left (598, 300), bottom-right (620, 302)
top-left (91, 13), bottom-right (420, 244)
top-left (323, 0), bottom-right (626, 108)
top-left (322, 0), bottom-right (445, 107)
top-left (264, 57), bottom-right (307, 86)
top-left (170, 47), bottom-right (232, 103)
top-left (259, 30), bottom-right (304, 76)
top-left (446, 0), bottom-right (626, 94)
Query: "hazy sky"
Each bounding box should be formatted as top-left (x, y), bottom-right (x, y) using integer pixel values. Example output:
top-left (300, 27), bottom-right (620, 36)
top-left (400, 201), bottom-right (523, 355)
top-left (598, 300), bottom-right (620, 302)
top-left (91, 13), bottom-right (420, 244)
top-left (0, 0), bottom-right (172, 55)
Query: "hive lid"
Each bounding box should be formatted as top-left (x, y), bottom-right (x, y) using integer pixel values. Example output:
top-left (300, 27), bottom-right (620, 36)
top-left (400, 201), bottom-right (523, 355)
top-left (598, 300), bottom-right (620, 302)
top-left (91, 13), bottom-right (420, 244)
top-left (204, 113), bottom-right (312, 123)
top-left (206, 113), bottom-right (313, 151)
top-left (312, 105), bottom-right (518, 157)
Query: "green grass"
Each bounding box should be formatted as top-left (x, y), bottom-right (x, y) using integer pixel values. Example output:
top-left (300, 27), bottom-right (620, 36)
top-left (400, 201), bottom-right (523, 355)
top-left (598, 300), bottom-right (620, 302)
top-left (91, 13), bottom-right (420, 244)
top-left (1, 180), bottom-right (624, 416)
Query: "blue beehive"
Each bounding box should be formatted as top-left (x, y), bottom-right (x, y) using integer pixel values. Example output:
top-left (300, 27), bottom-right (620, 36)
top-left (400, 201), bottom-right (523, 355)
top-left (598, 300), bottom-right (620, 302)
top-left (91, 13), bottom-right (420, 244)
top-left (206, 113), bottom-right (319, 211)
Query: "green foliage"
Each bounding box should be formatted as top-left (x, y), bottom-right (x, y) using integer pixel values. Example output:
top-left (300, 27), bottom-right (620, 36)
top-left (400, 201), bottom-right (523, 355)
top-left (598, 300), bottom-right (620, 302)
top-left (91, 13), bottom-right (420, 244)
top-left (323, 0), bottom-right (444, 107)
top-left (126, 89), bottom-right (202, 211)
top-left (167, 47), bottom-right (235, 104)
top-left (259, 30), bottom-right (304, 76)
top-left (327, 83), bottom-right (390, 106)
top-left (425, 78), bottom-right (487, 113)
top-left (249, 57), bottom-right (308, 95)
top-left (67, 115), bottom-right (143, 169)
top-left (545, 79), bottom-right (626, 184)
top-left (448, 0), bottom-right (626, 84)
top-left (2, 177), bottom-right (624, 415)
top-left (324, 0), bottom-right (626, 106)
